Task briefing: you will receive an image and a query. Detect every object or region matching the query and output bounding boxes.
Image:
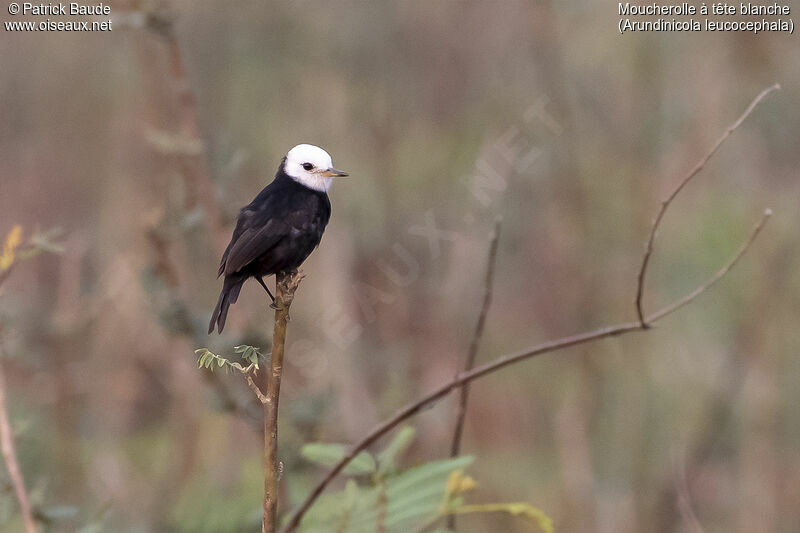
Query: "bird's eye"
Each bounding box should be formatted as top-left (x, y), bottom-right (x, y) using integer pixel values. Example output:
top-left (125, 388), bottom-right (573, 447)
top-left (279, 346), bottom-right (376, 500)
top-left (302, 163), bottom-right (314, 171)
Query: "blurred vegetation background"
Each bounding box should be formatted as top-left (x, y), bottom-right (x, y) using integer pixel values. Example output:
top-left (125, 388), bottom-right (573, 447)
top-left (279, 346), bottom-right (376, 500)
top-left (1, 1), bottom-right (798, 531)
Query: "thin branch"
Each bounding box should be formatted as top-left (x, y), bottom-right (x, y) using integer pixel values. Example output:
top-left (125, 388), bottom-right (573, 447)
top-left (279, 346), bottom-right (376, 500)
top-left (646, 209), bottom-right (771, 323)
top-left (0, 350), bottom-right (37, 533)
top-left (450, 219), bottom-right (501, 457)
top-left (263, 271), bottom-right (304, 533)
top-left (282, 83), bottom-right (779, 531)
top-left (248, 374), bottom-right (268, 405)
top-left (635, 84), bottom-right (780, 327)
top-left (446, 219), bottom-right (501, 532)
top-left (282, 210), bottom-right (769, 532)
top-left (201, 370), bottom-right (262, 429)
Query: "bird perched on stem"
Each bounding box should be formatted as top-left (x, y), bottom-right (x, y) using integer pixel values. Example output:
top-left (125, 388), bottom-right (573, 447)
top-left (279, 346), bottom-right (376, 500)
top-left (209, 144), bottom-right (348, 334)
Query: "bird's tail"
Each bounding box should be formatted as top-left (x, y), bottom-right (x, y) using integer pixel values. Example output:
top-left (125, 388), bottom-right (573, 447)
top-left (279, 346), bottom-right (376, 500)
top-left (208, 278), bottom-right (245, 334)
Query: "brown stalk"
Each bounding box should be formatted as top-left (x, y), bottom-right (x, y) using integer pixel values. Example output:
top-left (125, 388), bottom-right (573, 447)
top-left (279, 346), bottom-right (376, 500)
top-left (446, 218), bottom-right (501, 532)
top-left (261, 271), bottom-right (304, 533)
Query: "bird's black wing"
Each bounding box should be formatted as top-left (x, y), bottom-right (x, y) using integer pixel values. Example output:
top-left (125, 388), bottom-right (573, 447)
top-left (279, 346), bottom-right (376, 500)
top-left (221, 213), bottom-right (287, 276)
top-left (217, 175), bottom-right (289, 277)
top-left (221, 207), bottom-right (327, 276)
top-left (218, 177), bottom-right (330, 277)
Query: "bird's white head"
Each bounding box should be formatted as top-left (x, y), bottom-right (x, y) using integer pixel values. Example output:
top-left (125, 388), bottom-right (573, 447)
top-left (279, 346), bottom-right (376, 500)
top-left (283, 144), bottom-right (349, 192)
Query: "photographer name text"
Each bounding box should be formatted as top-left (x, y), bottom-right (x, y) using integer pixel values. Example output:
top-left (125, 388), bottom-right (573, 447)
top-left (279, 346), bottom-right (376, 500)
top-left (5, 2), bottom-right (112, 32)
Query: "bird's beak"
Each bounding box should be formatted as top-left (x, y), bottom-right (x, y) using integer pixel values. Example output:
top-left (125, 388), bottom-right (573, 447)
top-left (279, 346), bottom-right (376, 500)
top-left (321, 167), bottom-right (349, 178)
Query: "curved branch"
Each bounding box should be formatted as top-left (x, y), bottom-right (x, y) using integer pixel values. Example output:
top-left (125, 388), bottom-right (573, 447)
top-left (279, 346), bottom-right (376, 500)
top-left (635, 84), bottom-right (780, 327)
top-left (281, 84), bottom-right (779, 532)
top-left (282, 210), bottom-right (771, 532)
top-left (647, 209), bottom-right (771, 323)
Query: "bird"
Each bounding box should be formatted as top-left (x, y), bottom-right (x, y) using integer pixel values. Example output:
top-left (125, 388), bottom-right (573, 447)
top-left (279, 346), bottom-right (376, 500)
top-left (208, 144), bottom-right (348, 334)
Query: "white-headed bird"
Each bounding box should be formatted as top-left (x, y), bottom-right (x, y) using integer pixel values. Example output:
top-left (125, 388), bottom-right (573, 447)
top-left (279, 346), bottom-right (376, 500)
top-left (209, 144), bottom-right (348, 334)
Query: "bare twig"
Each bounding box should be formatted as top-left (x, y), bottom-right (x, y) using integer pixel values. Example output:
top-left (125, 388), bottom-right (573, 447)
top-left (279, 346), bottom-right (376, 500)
top-left (446, 219), bottom-right (501, 532)
top-left (450, 219), bottom-right (501, 457)
top-left (282, 210), bottom-right (769, 532)
top-left (202, 369), bottom-right (262, 430)
top-left (634, 84), bottom-right (780, 327)
top-left (248, 374), bottom-right (268, 405)
top-left (263, 271), bottom-right (304, 533)
top-left (282, 85), bottom-right (778, 532)
top-left (0, 350), bottom-right (37, 533)
top-left (651, 214), bottom-right (784, 532)
top-left (646, 209), bottom-right (771, 323)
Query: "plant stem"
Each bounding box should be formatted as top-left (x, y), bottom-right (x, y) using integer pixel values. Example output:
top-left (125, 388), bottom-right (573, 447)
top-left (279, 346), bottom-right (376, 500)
top-left (447, 219), bottom-right (501, 532)
top-left (263, 270), bottom-right (304, 533)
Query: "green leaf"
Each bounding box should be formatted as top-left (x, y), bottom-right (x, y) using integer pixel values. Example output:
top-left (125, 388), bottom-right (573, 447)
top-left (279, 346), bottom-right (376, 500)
top-left (348, 456), bottom-right (475, 530)
top-left (194, 347), bottom-right (260, 374)
top-left (299, 456), bottom-right (474, 533)
top-left (231, 345), bottom-right (263, 366)
top-left (386, 456), bottom-right (474, 499)
top-left (298, 453), bottom-right (552, 533)
top-left (300, 443), bottom-right (376, 475)
top-left (377, 426), bottom-right (415, 478)
top-left (195, 349), bottom-right (209, 368)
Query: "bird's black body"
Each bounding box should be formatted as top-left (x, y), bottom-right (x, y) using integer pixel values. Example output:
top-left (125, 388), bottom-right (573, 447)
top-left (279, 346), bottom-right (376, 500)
top-left (209, 162), bottom-right (331, 334)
